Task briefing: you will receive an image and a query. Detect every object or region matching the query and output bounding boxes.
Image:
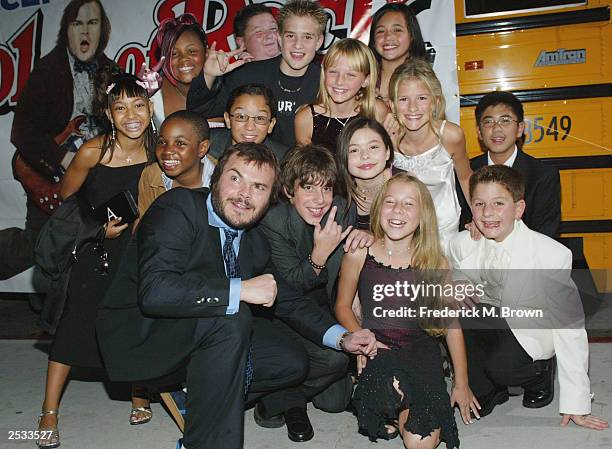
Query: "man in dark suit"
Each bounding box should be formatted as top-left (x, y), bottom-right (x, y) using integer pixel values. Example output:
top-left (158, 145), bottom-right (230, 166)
top-left (97, 143), bottom-right (377, 449)
top-left (1, 0), bottom-right (114, 279)
top-left (458, 91), bottom-right (561, 238)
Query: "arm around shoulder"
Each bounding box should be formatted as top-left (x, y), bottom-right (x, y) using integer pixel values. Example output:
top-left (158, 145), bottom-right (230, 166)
top-left (335, 247), bottom-right (367, 332)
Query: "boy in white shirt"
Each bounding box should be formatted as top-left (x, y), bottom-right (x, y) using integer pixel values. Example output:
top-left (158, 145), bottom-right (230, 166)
top-left (449, 165), bottom-right (608, 430)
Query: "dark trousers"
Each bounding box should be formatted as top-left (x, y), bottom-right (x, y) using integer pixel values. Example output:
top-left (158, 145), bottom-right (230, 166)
top-left (0, 198), bottom-right (47, 279)
top-left (258, 319), bottom-right (350, 416)
top-left (462, 305), bottom-right (549, 398)
top-left (150, 308), bottom-right (309, 449)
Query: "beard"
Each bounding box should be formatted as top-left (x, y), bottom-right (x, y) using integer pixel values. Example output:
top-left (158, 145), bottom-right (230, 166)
top-left (211, 184), bottom-right (268, 229)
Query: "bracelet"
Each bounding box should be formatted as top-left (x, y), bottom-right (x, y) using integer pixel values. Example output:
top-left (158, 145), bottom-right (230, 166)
top-left (308, 253), bottom-right (326, 270)
top-left (337, 331), bottom-right (352, 350)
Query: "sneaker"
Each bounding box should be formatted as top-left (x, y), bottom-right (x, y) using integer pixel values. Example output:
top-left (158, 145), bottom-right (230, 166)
top-left (176, 438), bottom-right (184, 449)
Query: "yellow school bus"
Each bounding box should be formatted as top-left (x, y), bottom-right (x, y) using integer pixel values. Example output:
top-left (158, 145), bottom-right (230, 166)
top-left (455, 0), bottom-right (612, 291)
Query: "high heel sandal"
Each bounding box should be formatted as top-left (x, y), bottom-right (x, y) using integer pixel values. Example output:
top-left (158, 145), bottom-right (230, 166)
top-left (36, 410), bottom-right (60, 448)
top-left (129, 406), bottom-right (153, 425)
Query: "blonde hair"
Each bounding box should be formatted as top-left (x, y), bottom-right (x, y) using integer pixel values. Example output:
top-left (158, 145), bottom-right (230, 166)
top-left (369, 172), bottom-right (451, 336)
top-left (389, 58), bottom-right (446, 144)
top-left (315, 38), bottom-right (379, 120)
top-left (278, 0), bottom-right (327, 36)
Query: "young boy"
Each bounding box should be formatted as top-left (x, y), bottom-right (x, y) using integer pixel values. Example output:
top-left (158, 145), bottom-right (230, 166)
top-left (136, 110), bottom-right (212, 224)
top-left (187, 0), bottom-right (327, 147)
top-left (256, 145), bottom-right (371, 442)
top-left (449, 165), bottom-right (608, 430)
top-left (207, 83), bottom-right (288, 161)
top-left (459, 91), bottom-right (560, 238)
top-left (233, 3), bottom-right (280, 61)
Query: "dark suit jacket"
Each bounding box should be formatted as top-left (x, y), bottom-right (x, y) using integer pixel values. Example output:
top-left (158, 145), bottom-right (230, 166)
top-left (258, 197), bottom-right (355, 341)
top-left (96, 188), bottom-right (337, 381)
top-left (11, 45), bottom-right (113, 177)
top-left (208, 128), bottom-right (289, 162)
top-left (458, 149), bottom-right (561, 238)
top-left (96, 187), bottom-right (269, 381)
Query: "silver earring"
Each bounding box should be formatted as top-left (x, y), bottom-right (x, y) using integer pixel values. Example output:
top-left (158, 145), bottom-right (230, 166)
top-left (111, 121), bottom-right (116, 144)
top-left (150, 119), bottom-right (157, 134)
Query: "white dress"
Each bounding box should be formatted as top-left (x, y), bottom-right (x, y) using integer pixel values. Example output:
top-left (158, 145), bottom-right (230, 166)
top-left (393, 120), bottom-right (461, 253)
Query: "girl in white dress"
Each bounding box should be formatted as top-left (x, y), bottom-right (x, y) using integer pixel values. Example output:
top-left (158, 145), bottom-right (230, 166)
top-left (385, 59), bottom-right (471, 252)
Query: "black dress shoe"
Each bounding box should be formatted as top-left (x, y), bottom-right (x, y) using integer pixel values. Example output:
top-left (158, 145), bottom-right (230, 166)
top-left (254, 402), bottom-right (285, 428)
top-left (284, 407), bottom-right (314, 442)
top-left (476, 386), bottom-right (509, 418)
top-left (523, 358), bottom-right (556, 409)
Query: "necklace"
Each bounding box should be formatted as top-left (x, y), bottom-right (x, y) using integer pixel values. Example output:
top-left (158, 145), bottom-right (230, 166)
top-left (333, 116), bottom-right (352, 127)
top-left (381, 240), bottom-right (411, 259)
top-left (356, 171), bottom-right (388, 201)
top-left (277, 79), bottom-right (302, 93)
top-left (117, 143), bottom-right (140, 164)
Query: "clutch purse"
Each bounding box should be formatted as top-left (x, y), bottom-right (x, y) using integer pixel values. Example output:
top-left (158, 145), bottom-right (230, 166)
top-left (92, 190), bottom-right (139, 224)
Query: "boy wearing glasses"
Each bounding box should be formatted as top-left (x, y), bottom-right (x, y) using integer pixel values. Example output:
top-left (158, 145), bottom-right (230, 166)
top-left (208, 84), bottom-right (288, 161)
top-left (459, 91), bottom-right (560, 238)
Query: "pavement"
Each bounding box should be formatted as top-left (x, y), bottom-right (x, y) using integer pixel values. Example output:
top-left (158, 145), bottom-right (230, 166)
top-left (1, 339), bottom-right (611, 449)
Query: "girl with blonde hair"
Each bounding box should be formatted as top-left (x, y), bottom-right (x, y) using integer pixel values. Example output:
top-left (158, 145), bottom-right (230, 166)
top-left (294, 38), bottom-right (388, 153)
top-left (335, 172), bottom-right (478, 449)
top-left (385, 58), bottom-right (471, 252)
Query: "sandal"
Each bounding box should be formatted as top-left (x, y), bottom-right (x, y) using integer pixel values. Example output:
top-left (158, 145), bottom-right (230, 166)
top-left (36, 410), bottom-right (60, 448)
top-left (129, 406), bottom-right (153, 425)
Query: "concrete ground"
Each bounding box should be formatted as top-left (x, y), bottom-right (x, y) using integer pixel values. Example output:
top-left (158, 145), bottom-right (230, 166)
top-left (1, 340), bottom-right (610, 449)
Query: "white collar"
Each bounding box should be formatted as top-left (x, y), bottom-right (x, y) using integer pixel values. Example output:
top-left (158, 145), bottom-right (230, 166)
top-left (488, 145), bottom-right (518, 167)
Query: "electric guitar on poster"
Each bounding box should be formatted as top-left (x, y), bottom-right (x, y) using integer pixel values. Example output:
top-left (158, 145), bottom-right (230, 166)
top-left (13, 115), bottom-right (87, 215)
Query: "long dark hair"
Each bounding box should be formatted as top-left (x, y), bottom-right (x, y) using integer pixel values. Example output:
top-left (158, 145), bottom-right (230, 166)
top-left (368, 3), bottom-right (426, 65)
top-left (94, 68), bottom-right (156, 164)
top-left (337, 117), bottom-right (394, 210)
top-left (57, 0), bottom-right (111, 57)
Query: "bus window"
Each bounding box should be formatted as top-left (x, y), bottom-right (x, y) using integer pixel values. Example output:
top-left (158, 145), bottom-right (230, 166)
top-left (464, 0), bottom-right (586, 17)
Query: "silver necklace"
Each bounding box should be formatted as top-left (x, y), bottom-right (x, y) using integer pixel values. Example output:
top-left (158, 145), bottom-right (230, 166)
top-left (277, 79), bottom-right (301, 93)
top-left (381, 240), bottom-right (411, 259)
top-left (333, 116), bottom-right (352, 127)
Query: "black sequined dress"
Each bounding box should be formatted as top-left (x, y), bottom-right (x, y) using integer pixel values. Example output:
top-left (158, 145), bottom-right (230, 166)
top-left (353, 252), bottom-right (459, 448)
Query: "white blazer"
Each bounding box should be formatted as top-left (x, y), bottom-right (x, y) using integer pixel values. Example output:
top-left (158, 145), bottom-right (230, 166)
top-left (448, 220), bottom-right (591, 415)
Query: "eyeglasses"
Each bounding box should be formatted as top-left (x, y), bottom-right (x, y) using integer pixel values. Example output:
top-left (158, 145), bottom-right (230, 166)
top-left (229, 113), bottom-right (271, 126)
top-left (480, 117), bottom-right (519, 128)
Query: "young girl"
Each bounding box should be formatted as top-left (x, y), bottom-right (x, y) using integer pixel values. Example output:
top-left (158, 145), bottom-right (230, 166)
top-left (387, 58), bottom-right (471, 253)
top-left (36, 73), bottom-right (156, 448)
top-left (294, 38), bottom-right (388, 154)
top-left (150, 13), bottom-right (207, 126)
top-left (335, 173), bottom-right (478, 449)
top-left (368, 3), bottom-right (426, 104)
top-left (337, 116), bottom-right (398, 229)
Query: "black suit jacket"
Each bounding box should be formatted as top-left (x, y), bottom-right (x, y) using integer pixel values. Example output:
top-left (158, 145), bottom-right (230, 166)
top-left (97, 188), bottom-right (338, 381)
top-left (458, 149), bottom-right (561, 238)
top-left (96, 187), bottom-right (269, 381)
top-left (258, 197), bottom-right (355, 343)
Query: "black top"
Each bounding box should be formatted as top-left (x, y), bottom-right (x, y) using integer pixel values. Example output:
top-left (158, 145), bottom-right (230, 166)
top-left (187, 55), bottom-right (321, 148)
top-left (310, 104), bottom-right (357, 155)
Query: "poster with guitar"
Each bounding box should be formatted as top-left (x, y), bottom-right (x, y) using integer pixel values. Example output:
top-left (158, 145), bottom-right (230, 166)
top-left (12, 115), bottom-right (89, 215)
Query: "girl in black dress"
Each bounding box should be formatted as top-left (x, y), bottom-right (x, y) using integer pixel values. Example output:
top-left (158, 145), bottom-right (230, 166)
top-left (335, 173), bottom-right (479, 449)
top-left (294, 38), bottom-right (388, 154)
top-left (36, 73), bottom-right (156, 448)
